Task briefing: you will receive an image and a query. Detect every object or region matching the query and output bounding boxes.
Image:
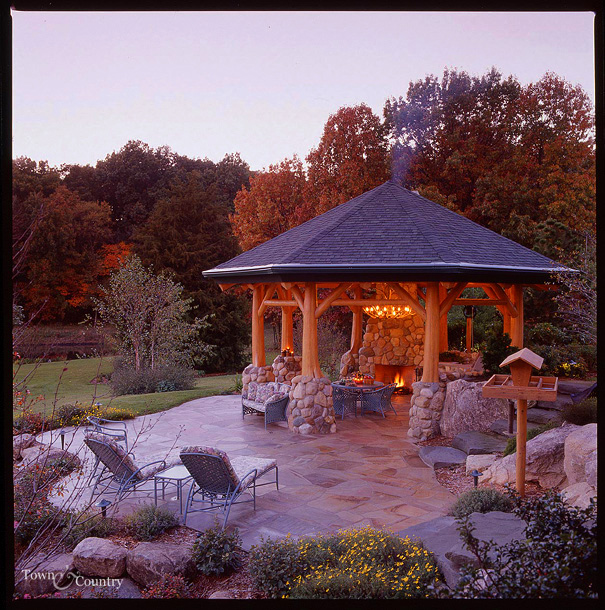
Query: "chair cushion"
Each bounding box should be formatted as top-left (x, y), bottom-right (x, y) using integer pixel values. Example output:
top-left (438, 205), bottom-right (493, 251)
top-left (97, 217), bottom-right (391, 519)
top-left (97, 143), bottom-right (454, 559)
top-left (277, 383), bottom-right (292, 394)
top-left (230, 455), bottom-right (277, 488)
top-left (242, 398), bottom-right (265, 412)
top-left (85, 432), bottom-right (140, 478)
top-left (246, 382), bottom-right (259, 401)
top-left (255, 384), bottom-right (275, 404)
top-left (179, 445), bottom-right (240, 486)
top-left (265, 391), bottom-right (286, 404)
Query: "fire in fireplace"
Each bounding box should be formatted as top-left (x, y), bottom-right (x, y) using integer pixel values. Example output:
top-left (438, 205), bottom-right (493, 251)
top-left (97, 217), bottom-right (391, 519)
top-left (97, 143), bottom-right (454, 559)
top-left (374, 364), bottom-right (415, 393)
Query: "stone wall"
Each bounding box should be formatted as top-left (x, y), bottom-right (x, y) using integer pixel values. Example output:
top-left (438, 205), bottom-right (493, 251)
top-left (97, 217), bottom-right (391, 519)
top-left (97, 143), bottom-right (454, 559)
top-left (241, 364), bottom-right (274, 393)
top-left (407, 381), bottom-right (447, 441)
top-left (287, 375), bottom-right (336, 435)
top-left (272, 354), bottom-right (302, 383)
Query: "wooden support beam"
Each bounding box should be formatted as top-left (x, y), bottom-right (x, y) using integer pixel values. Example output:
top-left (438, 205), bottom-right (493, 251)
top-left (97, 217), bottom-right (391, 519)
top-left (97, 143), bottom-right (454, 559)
top-left (289, 285), bottom-right (305, 310)
top-left (483, 285), bottom-right (508, 317)
top-left (315, 283), bottom-right (352, 318)
top-left (301, 283), bottom-right (322, 377)
top-left (508, 285), bottom-right (524, 348)
top-left (277, 287), bottom-right (294, 351)
top-left (439, 282), bottom-right (467, 317)
top-left (257, 283), bottom-right (279, 317)
top-left (390, 283), bottom-right (426, 320)
top-left (466, 316), bottom-right (473, 352)
top-left (263, 299), bottom-right (299, 307)
top-left (516, 398), bottom-right (528, 497)
top-left (488, 283), bottom-right (518, 318)
top-left (330, 299), bottom-right (421, 307)
top-left (350, 285), bottom-right (363, 353)
top-left (422, 283), bottom-right (440, 382)
top-left (218, 283), bottom-right (235, 292)
top-left (251, 285), bottom-right (266, 367)
top-left (439, 283), bottom-right (448, 353)
top-left (453, 298), bottom-right (507, 307)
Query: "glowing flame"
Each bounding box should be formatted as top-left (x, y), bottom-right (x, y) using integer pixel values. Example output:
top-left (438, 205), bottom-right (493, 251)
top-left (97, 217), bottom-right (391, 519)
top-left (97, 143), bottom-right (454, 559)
top-left (393, 371), bottom-right (406, 388)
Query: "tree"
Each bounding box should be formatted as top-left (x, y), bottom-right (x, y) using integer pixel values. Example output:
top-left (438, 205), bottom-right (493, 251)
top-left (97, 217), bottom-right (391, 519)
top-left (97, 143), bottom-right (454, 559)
top-left (94, 255), bottom-right (203, 371)
top-left (304, 104), bottom-right (390, 219)
top-left (230, 156), bottom-right (307, 251)
top-left (15, 186), bottom-right (113, 322)
top-left (133, 173), bottom-right (251, 373)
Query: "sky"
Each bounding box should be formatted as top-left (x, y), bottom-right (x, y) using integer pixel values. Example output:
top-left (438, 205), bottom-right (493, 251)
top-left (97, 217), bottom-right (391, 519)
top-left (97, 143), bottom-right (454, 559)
top-left (12, 11), bottom-right (595, 172)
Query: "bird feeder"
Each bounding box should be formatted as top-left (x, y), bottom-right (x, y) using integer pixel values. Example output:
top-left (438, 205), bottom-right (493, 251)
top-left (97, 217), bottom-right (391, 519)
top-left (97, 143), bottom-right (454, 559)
top-left (482, 348), bottom-right (558, 497)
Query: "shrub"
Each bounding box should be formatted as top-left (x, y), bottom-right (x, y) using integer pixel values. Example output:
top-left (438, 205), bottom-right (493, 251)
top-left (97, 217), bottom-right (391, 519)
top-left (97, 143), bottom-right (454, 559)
top-left (13, 411), bottom-right (48, 435)
top-left (111, 362), bottom-right (196, 395)
top-left (61, 511), bottom-right (120, 549)
top-left (527, 322), bottom-right (570, 346)
top-left (250, 527), bottom-right (441, 599)
top-left (140, 575), bottom-right (193, 599)
top-left (124, 504), bottom-right (178, 541)
top-left (503, 421), bottom-right (560, 456)
top-left (434, 489), bottom-right (597, 598)
top-left (448, 489), bottom-right (513, 518)
top-left (191, 521), bottom-right (243, 576)
top-left (562, 397), bottom-right (597, 425)
top-left (481, 331), bottom-right (517, 376)
top-left (439, 351), bottom-right (465, 363)
top-left (556, 360), bottom-right (587, 379)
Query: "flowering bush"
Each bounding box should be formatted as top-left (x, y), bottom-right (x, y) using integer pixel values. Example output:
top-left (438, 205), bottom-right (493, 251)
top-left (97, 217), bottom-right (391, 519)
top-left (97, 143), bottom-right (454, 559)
top-left (51, 402), bottom-right (135, 428)
top-left (556, 360), bottom-right (587, 379)
top-left (249, 526), bottom-right (441, 599)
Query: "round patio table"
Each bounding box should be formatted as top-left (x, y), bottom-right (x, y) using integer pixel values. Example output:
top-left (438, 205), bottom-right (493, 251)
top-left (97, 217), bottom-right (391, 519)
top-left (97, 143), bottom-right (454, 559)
top-left (331, 381), bottom-right (384, 418)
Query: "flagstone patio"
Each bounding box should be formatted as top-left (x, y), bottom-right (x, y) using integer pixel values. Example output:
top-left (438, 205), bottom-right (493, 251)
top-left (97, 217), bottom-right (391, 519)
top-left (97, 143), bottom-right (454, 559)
top-left (40, 394), bottom-right (455, 549)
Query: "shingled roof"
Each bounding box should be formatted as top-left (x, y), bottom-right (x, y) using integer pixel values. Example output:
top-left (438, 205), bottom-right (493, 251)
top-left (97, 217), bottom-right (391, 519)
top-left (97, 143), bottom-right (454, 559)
top-left (204, 181), bottom-right (571, 284)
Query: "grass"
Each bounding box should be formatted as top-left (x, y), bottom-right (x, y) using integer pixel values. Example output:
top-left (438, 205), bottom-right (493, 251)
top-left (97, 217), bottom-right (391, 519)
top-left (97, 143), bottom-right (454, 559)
top-left (13, 357), bottom-right (238, 417)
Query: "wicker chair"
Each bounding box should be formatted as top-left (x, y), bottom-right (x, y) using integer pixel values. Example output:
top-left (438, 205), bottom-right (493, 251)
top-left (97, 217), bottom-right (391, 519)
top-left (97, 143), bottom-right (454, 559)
top-left (242, 382), bottom-right (291, 429)
top-left (360, 383), bottom-right (398, 418)
top-left (84, 433), bottom-right (168, 502)
top-left (332, 385), bottom-right (359, 420)
top-left (180, 446), bottom-right (278, 529)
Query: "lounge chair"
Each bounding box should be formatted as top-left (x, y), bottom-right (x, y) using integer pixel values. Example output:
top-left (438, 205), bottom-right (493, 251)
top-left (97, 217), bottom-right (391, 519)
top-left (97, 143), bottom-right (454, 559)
top-left (179, 446), bottom-right (278, 529)
top-left (360, 383), bottom-right (398, 417)
top-left (86, 416), bottom-right (128, 449)
top-left (84, 433), bottom-right (168, 502)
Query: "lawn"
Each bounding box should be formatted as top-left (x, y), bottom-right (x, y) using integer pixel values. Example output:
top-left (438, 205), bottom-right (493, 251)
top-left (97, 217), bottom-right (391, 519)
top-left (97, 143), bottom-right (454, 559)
top-left (13, 357), bottom-right (239, 417)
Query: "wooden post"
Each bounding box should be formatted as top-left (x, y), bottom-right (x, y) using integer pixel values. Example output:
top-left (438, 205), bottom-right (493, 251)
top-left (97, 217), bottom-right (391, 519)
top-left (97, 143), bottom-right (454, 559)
top-left (439, 283), bottom-right (448, 353)
top-left (516, 398), bottom-right (528, 497)
top-left (302, 283), bottom-right (321, 377)
top-left (422, 283), bottom-right (440, 382)
top-left (503, 311), bottom-right (511, 338)
top-left (509, 285), bottom-right (524, 348)
top-left (466, 316), bottom-right (473, 353)
top-left (251, 285), bottom-right (266, 366)
top-left (281, 289), bottom-right (294, 353)
top-left (350, 285), bottom-right (363, 352)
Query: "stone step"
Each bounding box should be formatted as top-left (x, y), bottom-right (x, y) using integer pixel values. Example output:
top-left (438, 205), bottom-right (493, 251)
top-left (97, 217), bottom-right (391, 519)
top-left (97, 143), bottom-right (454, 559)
top-left (489, 418), bottom-right (544, 437)
top-left (418, 446), bottom-right (467, 469)
top-left (451, 430), bottom-right (508, 455)
top-left (527, 407), bottom-right (563, 425)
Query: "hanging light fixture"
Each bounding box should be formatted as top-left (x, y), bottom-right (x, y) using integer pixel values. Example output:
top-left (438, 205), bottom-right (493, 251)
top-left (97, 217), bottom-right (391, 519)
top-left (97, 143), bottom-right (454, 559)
top-left (362, 286), bottom-right (413, 319)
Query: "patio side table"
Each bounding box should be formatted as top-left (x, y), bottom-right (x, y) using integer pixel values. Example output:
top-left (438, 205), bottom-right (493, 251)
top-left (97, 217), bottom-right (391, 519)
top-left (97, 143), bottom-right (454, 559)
top-left (154, 464), bottom-right (193, 515)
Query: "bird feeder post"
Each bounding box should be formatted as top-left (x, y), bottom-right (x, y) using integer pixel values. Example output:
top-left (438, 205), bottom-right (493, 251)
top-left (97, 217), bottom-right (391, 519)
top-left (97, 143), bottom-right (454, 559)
top-left (482, 348), bottom-right (558, 498)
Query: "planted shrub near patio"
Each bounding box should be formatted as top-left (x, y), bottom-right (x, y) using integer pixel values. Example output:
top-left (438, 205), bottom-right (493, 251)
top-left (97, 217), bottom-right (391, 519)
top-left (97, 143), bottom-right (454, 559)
top-left (111, 363), bottom-right (196, 395)
top-left (61, 510), bottom-right (121, 549)
top-left (141, 574), bottom-right (194, 599)
top-left (191, 522), bottom-right (242, 576)
top-left (249, 527), bottom-right (441, 599)
top-left (562, 397), bottom-right (597, 425)
top-left (448, 489), bottom-right (513, 518)
top-left (124, 504), bottom-right (179, 541)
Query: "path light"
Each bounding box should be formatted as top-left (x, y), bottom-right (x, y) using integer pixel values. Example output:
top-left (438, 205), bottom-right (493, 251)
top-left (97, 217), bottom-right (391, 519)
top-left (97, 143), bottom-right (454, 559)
top-left (470, 469), bottom-right (483, 488)
top-left (95, 499), bottom-right (112, 518)
top-left (60, 430), bottom-right (66, 450)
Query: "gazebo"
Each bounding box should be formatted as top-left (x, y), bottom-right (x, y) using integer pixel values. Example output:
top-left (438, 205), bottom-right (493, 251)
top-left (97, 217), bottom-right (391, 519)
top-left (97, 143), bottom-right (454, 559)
top-left (203, 181), bottom-right (570, 437)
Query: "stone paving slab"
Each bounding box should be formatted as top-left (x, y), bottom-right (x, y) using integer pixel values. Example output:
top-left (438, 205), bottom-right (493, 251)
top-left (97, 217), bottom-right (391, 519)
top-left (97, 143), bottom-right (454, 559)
top-left (38, 395), bottom-right (454, 549)
top-left (419, 446), bottom-right (467, 469)
top-left (451, 431), bottom-right (508, 455)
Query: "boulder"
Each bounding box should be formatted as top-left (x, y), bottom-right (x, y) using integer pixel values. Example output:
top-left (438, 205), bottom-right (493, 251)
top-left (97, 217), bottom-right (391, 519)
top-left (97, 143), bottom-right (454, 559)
top-left (527, 407), bottom-right (562, 425)
top-left (418, 446), bottom-right (467, 469)
top-left (20, 446), bottom-right (81, 469)
top-left (15, 553), bottom-right (74, 597)
top-left (482, 423), bottom-right (579, 488)
top-left (563, 424), bottom-right (597, 486)
top-left (452, 431), bottom-right (507, 455)
top-left (126, 542), bottom-right (196, 588)
top-left (73, 537), bottom-right (126, 578)
top-left (489, 418), bottom-right (543, 437)
top-left (13, 433), bottom-right (43, 461)
top-left (440, 380), bottom-right (509, 437)
top-left (561, 482), bottom-right (597, 509)
top-left (465, 454), bottom-right (499, 475)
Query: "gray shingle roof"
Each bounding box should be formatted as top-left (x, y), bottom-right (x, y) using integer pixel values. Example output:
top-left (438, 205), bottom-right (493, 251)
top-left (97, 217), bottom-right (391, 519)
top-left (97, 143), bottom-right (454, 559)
top-left (204, 181), bottom-right (570, 284)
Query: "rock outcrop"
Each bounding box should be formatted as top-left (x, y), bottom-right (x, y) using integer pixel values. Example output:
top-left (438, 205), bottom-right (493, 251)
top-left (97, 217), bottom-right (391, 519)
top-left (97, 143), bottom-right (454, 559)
top-left (73, 537), bottom-right (127, 578)
top-left (126, 542), bottom-right (195, 588)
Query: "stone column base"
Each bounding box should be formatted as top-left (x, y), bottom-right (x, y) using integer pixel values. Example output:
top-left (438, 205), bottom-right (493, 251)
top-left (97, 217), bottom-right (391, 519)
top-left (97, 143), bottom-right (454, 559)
top-left (242, 364), bottom-right (274, 393)
top-left (407, 381), bottom-right (447, 441)
top-left (339, 350), bottom-right (359, 376)
top-left (288, 375), bottom-right (336, 435)
top-left (272, 354), bottom-right (302, 383)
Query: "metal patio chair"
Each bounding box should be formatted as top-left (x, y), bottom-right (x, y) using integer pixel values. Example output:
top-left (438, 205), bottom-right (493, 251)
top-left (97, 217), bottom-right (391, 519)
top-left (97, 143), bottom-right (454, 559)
top-left (332, 384), bottom-right (359, 419)
top-left (85, 416), bottom-right (129, 482)
top-left (179, 446), bottom-right (278, 529)
top-left (84, 433), bottom-right (168, 503)
top-left (360, 383), bottom-right (398, 417)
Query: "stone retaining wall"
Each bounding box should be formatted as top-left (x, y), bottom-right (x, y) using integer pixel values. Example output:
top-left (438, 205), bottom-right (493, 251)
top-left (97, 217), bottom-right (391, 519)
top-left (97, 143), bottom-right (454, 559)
top-left (287, 375), bottom-right (336, 435)
top-left (272, 354), bottom-right (302, 383)
top-left (407, 380), bottom-right (447, 441)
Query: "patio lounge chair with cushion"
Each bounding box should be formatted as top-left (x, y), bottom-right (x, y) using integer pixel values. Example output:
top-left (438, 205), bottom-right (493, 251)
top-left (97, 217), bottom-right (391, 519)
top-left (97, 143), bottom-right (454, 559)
top-left (84, 433), bottom-right (169, 502)
top-left (241, 381), bottom-right (291, 429)
top-left (360, 383), bottom-right (398, 418)
top-left (180, 446), bottom-right (278, 529)
top-left (86, 416), bottom-right (128, 449)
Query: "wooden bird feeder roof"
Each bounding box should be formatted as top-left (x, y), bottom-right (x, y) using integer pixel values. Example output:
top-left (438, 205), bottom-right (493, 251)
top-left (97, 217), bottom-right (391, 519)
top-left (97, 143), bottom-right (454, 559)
top-left (500, 348), bottom-right (544, 371)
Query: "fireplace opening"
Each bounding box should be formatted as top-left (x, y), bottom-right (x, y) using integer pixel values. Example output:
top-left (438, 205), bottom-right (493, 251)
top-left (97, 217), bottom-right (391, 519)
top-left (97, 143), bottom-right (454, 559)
top-left (374, 364), bottom-right (415, 394)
